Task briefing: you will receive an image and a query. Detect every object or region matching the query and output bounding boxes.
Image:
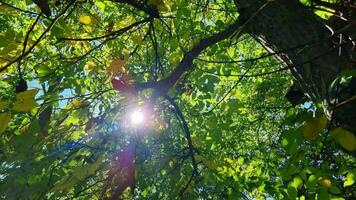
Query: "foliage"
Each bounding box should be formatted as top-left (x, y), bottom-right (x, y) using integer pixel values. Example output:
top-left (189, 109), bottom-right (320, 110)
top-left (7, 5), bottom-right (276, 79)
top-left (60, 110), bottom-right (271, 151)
top-left (0, 0), bottom-right (355, 199)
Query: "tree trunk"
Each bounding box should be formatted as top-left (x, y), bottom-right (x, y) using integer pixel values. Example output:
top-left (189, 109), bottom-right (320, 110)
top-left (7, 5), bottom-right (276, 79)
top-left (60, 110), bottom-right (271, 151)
top-left (236, 0), bottom-right (356, 132)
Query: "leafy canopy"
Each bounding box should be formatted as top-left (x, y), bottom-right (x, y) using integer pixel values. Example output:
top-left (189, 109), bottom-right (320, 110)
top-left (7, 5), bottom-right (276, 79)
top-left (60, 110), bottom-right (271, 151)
top-left (0, 0), bottom-right (355, 199)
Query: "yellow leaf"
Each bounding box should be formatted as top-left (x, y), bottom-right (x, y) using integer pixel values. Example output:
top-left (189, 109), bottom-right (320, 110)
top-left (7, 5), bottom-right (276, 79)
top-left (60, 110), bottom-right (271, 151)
top-left (13, 89), bottom-right (38, 112)
top-left (79, 15), bottom-right (92, 25)
top-left (319, 177), bottom-right (332, 188)
top-left (0, 112), bottom-right (11, 133)
top-left (0, 101), bottom-right (9, 110)
top-left (71, 99), bottom-right (82, 108)
top-left (331, 127), bottom-right (356, 151)
top-left (107, 57), bottom-right (126, 75)
top-left (303, 115), bottom-right (327, 140)
top-left (84, 60), bottom-right (100, 72)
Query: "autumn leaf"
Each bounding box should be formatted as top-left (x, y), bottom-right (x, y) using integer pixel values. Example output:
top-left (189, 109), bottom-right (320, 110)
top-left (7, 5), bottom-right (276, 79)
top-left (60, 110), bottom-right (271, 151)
top-left (70, 99), bottom-right (83, 108)
top-left (319, 177), bottom-right (332, 188)
top-left (79, 15), bottom-right (92, 25)
top-left (331, 127), bottom-right (356, 151)
top-left (107, 57), bottom-right (126, 75)
top-left (0, 112), bottom-right (11, 133)
top-left (13, 89), bottom-right (38, 112)
top-left (84, 60), bottom-right (99, 72)
top-left (303, 115), bottom-right (327, 140)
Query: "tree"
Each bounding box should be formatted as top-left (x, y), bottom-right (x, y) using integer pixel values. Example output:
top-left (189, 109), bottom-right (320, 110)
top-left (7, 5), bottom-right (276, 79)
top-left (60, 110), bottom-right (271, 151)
top-left (0, 0), bottom-right (355, 199)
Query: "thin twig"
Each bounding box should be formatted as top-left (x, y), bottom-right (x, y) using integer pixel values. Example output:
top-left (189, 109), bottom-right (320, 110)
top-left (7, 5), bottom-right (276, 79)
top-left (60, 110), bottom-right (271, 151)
top-left (57, 18), bottom-right (150, 42)
top-left (0, 1), bottom-right (41, 16)
top-left (200, 61), bottom-right (255, 115)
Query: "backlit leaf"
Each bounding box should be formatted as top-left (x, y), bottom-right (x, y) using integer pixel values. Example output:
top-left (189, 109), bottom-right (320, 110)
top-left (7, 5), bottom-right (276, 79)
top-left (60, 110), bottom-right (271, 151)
top-left (343, 171), bottom-right (355, 187)
top-left (13, 89), bottom-right (38, 112)
top-left (79, 15), bottom-right (93, 25)
top-left (290, 176), bottom-right (303, 189)
top-left (303, 114), bottom-right (327, 140)
top-left (331, 127), bottom-right (356, 151)
top-left (107, 57), bottom-right (126, 75)
top-left (168, 52), bottom-right (183, 65)
top-left (51, 157), bottom-right (102, 192)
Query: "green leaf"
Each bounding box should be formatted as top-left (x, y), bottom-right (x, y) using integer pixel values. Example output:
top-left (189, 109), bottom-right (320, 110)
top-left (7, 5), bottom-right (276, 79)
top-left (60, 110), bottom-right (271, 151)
top-left (94, 1), bottom-right (106, 12)
top-left (305, 174), bottom-right (317, 190)
top-left (343, 171), bottom-right (355, 187)
top-left (287, 186), bottom-right (297, 199)
top-left (317, 188), bottom-right (330, 200)
top-left (290, 176), bottom-right (303, 189)
top-left (51, 157), bottom-right (102, 192)
top-left (331, 128), bottom-right (356, 151)
top-left (329, 186), bottom-right (341, 195)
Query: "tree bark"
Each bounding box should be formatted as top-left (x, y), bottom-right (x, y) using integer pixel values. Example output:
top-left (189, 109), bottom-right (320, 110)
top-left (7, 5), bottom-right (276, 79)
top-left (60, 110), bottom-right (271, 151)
top-left (236, 0), bottom-right (356, 132)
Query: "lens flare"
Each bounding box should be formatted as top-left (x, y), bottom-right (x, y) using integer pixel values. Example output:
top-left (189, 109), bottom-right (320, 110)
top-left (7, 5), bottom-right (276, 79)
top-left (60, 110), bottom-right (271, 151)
top-left (130, 110), bottom-right (144, 125)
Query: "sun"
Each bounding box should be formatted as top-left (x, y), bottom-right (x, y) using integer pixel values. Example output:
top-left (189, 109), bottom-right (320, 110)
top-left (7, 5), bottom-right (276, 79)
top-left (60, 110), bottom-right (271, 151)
top-left (130, 110), bottom-right (144, 125)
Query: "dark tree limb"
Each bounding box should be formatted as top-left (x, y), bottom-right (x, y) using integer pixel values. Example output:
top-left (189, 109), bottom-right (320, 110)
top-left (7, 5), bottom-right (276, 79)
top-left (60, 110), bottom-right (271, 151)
top-left (165, 96), bottom-right (198, 177)
top-left (136, 18), bottom-right (244, 94)
top-left (135, 2), bottom-right (273, 97)
top-left (179, 171), bottom-right (195, 196)
top-left (17, 13), bottom-right (42, 78)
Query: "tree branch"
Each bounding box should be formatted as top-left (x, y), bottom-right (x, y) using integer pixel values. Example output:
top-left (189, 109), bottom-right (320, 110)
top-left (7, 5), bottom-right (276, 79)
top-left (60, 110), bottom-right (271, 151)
top-left (0, 1), bottom-right (41, 16)
top-left (0, 1), bottom-right (74, 73)
top-left (197, 65), bottom-right (289, 78)
top-left (136, 18), bottom-right (244, 94)
top-left (57, 18), bottom-right (150, 42)
top-left (165, 96), bottom-right (198, 177)
top-left (199, 61), bottom-right (255, 115)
